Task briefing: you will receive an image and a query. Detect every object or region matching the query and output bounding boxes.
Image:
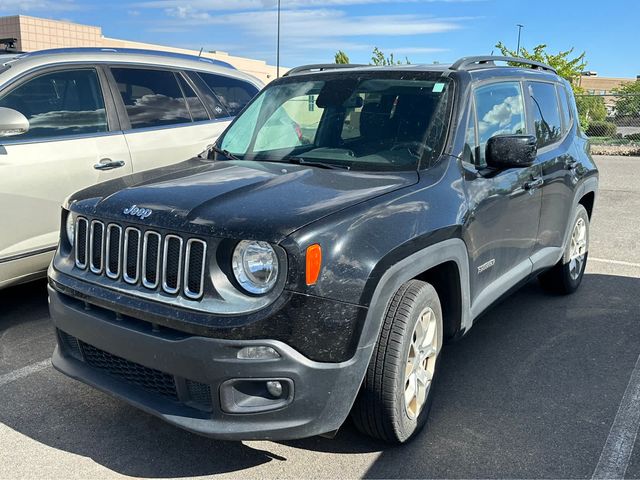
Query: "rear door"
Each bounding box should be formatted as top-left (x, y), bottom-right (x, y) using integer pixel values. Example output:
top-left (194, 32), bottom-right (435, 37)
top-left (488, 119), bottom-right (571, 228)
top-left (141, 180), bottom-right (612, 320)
top-left (526, 81), bottom-right (577, 268)
top-left (0, 66), bottom-right (131, 266)
top-left (462, 80), bottom-right (543, 311)
top-left (107, 67), bottom-right (229, 173)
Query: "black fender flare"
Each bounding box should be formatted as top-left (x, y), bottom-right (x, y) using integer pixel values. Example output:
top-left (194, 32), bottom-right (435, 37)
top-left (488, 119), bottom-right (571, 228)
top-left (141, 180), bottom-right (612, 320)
top-left (338, 238), bottom-right (471, 416)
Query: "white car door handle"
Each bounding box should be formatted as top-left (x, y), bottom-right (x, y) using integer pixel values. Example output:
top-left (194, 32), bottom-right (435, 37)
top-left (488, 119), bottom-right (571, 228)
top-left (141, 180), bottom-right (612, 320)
top-left (94, 158), bottom-right (126, 171)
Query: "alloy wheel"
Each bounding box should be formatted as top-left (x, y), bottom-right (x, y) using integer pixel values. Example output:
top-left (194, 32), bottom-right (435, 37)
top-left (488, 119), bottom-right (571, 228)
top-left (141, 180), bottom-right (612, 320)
top-left (569, 217), bottom-right (588, 281)
top-left (404, 307), bottom-right (439, 419)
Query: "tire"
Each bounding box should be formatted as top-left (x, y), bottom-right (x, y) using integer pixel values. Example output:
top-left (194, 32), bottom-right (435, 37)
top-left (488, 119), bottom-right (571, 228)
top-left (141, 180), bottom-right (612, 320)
top-left (539, 204), bottom-right (590, 294)
top-left (351, 279), bottom-right (443, 444)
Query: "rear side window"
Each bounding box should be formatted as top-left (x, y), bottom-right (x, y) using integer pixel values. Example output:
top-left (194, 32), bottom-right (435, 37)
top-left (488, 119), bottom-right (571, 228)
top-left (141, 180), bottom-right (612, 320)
top-left (527, 81), bottom-right (563, 147)
top-left (0, 68), bottom-right (108, 139)
top-left (110, 68), bottom-right (191, 129)
top-left (176, 74), bottom-right (209, 122)
top-left (558, 85), bottom-right (573, 134)
top-left (198, 73), bottom-right (258, 116)
top-left (474, 81), bottom-right (526, 165)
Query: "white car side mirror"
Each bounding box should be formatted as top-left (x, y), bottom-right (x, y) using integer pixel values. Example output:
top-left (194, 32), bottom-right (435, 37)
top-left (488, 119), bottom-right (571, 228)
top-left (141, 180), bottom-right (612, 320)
top-left (0, 107), bottom-right (29, 137)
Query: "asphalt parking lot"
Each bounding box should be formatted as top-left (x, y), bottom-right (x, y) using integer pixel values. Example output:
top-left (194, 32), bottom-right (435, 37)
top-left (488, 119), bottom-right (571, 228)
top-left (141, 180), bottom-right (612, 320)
top-left (1, 155), bottom-right (639, 479)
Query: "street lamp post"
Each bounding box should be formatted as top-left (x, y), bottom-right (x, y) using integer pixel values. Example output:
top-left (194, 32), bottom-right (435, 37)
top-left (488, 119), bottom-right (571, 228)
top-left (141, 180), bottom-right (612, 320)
top-left (516, 24), bottom-right (524, 57)
top-left (277, 0), bottom-right (281, 78)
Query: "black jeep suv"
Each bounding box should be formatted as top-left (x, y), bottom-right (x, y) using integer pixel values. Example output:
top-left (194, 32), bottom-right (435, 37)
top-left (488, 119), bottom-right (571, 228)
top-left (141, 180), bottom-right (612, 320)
top-left (48, 56), bottom-right (598, 444)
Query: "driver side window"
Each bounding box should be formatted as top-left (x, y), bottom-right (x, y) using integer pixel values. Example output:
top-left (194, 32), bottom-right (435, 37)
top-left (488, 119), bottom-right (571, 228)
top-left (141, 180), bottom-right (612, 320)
top-left (473, 81), bottom-right (526, 166)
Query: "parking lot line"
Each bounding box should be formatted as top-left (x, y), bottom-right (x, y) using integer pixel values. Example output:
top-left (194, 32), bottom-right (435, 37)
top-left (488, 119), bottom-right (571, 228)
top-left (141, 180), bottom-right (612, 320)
top-left (0, 359), bottom-right (50, 388)
top-left (590, 258), bottom-right (640, 268)
top-left (592, 353), bottom-right (640, 479)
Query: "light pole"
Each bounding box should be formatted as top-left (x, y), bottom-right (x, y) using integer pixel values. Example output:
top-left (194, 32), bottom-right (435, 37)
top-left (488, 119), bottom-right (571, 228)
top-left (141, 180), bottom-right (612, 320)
top-left (276, 0), bottom-right (281, 78)
top-left (516, 24), bottom-right (524, 57)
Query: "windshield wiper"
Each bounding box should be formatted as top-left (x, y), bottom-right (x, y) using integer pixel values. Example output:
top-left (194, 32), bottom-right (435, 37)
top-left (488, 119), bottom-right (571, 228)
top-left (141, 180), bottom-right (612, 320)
top-left (204, 144), bottom-right (241, 161)
top-left (287, 157), bottom-right (351, 171)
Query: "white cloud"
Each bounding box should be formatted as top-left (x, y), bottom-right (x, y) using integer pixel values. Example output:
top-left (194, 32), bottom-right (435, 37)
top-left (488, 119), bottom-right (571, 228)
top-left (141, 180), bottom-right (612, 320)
top-left (377, 46), bottom-right (449, 54)
top-left (136, 0), bottom-right (480, 10)
top-left (0, 0), bottom-right (77, 12)
top-left (136, 1), bottom-right (471, 66)
top-left (160, 8), bottom-right (462, 38)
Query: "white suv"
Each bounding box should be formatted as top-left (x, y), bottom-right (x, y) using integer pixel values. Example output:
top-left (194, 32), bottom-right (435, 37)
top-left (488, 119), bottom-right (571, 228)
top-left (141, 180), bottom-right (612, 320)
top-left (0, 47), bottom-right (262, 289)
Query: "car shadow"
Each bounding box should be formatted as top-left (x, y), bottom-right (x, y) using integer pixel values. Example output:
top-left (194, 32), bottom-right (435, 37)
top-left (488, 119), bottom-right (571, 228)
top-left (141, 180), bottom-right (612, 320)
top-left (1, 272), bottom-right (638, 478)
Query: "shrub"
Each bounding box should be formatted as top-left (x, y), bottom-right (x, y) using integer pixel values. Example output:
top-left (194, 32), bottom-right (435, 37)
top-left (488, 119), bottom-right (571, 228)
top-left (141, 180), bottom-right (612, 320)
top-left (586, 121), bottom-right (617, 137)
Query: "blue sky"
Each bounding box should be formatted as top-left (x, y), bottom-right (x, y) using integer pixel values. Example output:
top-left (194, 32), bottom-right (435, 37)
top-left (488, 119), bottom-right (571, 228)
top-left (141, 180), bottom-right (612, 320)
top-left (3, 0), bottom-right (638, 77)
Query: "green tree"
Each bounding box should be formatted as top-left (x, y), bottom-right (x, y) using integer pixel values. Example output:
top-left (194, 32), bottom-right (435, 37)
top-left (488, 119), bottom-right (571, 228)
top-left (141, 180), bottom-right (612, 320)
top-left (496, 41), bottom-right (592, 128)
top-left (333, 47), bottom-right (410, 66)
top-left (495, 41), bottom-right (587, 87)
top-left (574, 95), bottom-right (607, 130)
top-left (370, 47), bottom-right (410, 66)
top-left (612, 80), bottom-right (640, 117)
top-left (334, 50), bottom-right (350, 64)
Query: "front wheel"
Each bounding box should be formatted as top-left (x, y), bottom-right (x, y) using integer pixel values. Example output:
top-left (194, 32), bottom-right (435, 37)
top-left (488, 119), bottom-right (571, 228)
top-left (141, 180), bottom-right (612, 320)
top-left (351, 280), bottom-right (443, 443)
top-left (539, 204), bottom-right (590, 294)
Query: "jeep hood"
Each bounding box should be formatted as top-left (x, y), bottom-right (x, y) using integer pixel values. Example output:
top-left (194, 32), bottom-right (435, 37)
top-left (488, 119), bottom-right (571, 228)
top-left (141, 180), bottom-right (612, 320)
top-left (68, 158), bottom-right (418, 242)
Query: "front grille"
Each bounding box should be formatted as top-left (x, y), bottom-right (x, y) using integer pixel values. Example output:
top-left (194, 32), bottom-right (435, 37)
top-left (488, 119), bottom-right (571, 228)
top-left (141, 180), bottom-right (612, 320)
top-left (89, 221), bottom-right (104, 274)
top-left (123, 227), bottom-right (141, 284)
top-left (162, 235), bottom-right (183, 294)
top-left (106, 225), bottom-right (122, 279)
top-left (74, 217), bottom-right (207, 299)
top-left (186, 379), bottom-right (213, 407)
top-left (56, 330), bottom-right (213, 410)
top-left (142, 231), bottom-right (161, 289)
top-left (80, 340), bottom-right (179, 400)
top-left (185, 239), bottom-right (206, 299)
top-left (75, 218), bottom-right (88, 269)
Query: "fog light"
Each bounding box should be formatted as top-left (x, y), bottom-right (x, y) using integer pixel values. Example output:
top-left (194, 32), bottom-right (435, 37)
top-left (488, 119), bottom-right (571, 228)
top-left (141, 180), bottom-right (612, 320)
top-left (266, 380), bottom-right (283, 398)
top-left (237, 346), bottom-right (280, 360)
top-left (220, 378), bottom-right (294, 413)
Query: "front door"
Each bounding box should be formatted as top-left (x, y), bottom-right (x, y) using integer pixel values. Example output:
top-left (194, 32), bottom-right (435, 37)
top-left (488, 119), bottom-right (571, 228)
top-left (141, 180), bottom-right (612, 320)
top-left (461, 80), bottom-right (542, 313)
top-left (0, 67), bottom-right (132, 271)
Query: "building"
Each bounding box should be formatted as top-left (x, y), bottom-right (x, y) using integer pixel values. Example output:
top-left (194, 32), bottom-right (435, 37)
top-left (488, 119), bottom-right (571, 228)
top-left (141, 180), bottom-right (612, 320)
top-left (576, 74), bottom-right (639, 115)
top-left (0, 15), bottom-right (282, 83)
top-left (577, 74), bottom-right (637, 96)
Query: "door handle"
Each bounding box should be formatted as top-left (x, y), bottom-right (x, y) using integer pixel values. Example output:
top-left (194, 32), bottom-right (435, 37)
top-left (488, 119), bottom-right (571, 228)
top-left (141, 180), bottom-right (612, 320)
top-left (94, 158), bottom-right (125, 171)
top-left (524, 178), bottom-right (544, 190)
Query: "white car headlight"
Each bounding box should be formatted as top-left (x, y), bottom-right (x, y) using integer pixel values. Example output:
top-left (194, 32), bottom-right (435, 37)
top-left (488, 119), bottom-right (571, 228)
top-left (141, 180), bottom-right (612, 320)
top-left (65, 213), bottom-right (75, 247)
top-left (232, 240), bottom-right (279, 294)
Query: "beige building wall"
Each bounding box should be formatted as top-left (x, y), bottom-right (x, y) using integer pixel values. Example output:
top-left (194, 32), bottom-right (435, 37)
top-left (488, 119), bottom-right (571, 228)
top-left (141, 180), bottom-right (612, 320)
top-left (578, 76), bottom-right (636, 95)
top-left (0, 15), bottom-right (282, 83)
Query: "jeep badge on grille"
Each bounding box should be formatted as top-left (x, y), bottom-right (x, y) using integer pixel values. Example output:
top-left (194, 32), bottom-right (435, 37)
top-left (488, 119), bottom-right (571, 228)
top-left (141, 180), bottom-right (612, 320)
top-left (123, 205), bottom-right (153, 219)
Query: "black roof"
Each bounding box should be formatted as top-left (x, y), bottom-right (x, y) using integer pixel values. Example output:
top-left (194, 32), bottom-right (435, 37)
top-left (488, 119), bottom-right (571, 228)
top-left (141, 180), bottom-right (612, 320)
top-left (283, 56), bottom-right (558, 78)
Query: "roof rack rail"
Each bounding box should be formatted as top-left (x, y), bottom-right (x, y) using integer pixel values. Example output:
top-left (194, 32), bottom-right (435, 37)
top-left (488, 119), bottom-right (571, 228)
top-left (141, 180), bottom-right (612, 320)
top-left (283, 63), bottom-right (367, 77)
top-left (19, 47), bottom-right (236, 69)
top-left (450, 56), bottom-right (557, 74)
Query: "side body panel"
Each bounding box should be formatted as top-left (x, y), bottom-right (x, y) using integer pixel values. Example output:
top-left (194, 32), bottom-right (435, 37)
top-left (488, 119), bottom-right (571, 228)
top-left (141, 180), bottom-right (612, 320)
top-left (0, 133), bottom-right (132, 283)
top-left (122, 121), bottom-right (230, 173)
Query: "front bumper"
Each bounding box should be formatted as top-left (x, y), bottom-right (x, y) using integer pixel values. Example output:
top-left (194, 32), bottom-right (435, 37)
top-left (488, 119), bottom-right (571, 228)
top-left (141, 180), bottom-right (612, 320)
top-left (49, 286), bottom-right (371, 440)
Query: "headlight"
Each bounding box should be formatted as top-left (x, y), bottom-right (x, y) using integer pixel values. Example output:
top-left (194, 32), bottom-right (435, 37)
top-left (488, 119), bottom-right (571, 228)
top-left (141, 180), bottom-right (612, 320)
top-left (232, 240), bottom-right (279, 294)
top-left (65, 212), bottom-right (75, 247)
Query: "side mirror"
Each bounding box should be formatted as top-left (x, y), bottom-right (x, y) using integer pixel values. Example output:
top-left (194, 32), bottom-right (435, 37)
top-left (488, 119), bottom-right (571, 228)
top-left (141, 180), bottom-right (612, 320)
top-left (0, 107), bottom-right (29, 138)
top-left (486, 134), bottom-right (537, 169)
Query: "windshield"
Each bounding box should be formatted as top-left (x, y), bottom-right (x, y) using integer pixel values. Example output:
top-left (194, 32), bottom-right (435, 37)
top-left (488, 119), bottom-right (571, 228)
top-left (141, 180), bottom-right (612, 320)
top-left (218, 71), bottom-right (453, 171)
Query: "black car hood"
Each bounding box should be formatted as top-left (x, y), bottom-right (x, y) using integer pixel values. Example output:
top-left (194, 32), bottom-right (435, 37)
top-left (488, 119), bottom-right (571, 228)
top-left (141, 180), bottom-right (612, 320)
top-left (69, 158), bottom-right (418, 242)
